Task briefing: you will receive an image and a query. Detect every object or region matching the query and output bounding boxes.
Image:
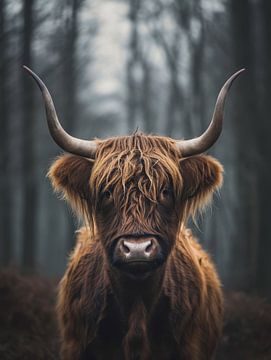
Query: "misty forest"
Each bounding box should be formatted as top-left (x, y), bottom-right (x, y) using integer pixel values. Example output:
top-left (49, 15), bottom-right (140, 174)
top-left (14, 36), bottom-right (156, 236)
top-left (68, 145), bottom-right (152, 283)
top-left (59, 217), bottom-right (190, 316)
top-left (0, 0), bottom-right (271, 359)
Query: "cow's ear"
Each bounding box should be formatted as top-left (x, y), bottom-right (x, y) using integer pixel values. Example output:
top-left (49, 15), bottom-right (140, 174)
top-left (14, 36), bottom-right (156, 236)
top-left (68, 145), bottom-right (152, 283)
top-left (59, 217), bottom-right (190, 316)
top-left (48, 154), bottom-right (94, 207)
top-left (179, 155), bottom-right (223, 210)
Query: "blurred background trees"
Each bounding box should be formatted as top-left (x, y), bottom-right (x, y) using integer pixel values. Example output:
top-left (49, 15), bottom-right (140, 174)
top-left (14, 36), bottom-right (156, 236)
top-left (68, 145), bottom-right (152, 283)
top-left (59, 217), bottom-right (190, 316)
top-left (0, 0), bottom-right (270, 298)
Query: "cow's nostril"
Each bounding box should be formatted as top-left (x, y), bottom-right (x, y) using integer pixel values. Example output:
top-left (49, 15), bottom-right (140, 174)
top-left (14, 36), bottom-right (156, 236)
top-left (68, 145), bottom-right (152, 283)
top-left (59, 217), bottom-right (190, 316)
top-left (121, 241), bottom-right (131, 254)
top-left (145, 240), bottom-right (153, 255)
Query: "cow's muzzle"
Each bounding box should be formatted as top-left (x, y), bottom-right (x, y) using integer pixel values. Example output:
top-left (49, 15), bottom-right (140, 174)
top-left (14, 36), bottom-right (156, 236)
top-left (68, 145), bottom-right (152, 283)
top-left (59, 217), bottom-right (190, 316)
top-left (112, 235), bottom-right (164, 276)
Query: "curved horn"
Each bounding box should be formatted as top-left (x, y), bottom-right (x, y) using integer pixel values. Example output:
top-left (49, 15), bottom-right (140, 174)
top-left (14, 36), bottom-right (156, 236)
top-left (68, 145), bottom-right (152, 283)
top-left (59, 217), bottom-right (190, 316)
top-left (23, 66), bottom-right (97, 158)
top-left (177, 69), bottom-right (245, 157)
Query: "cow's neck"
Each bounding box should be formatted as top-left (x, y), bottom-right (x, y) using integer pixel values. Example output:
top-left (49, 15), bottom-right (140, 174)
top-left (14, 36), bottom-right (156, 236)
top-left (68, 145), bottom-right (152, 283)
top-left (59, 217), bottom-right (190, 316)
top-left (108, 267), bottom-right (166, 359)
top-left (109, 266), bottom-right (165, 318)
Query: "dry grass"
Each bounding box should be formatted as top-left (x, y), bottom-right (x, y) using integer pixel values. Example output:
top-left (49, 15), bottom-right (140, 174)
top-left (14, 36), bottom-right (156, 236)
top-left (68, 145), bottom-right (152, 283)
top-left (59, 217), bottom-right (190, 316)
top-left (0, 268), bottom-right (59, 359)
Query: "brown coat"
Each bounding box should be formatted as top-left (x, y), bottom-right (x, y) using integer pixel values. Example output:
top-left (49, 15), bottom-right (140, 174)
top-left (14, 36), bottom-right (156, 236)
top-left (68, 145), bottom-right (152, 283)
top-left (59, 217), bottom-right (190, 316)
top-left (58, 227), bottom-right (222, 360)
top-left (48, 134), bottom-right (224, 360)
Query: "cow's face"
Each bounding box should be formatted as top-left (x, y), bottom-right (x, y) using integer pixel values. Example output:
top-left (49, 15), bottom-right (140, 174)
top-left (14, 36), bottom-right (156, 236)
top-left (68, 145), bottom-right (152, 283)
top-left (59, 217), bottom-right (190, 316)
top-left (49, 134), bottom-right (223, 278)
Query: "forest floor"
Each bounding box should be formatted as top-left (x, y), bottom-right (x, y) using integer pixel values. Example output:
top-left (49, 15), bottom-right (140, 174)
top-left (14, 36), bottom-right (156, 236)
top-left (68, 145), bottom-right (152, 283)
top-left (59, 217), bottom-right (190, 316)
top-left (217, 291), bottom-right (271, 359)
top-left (0, 268), bottom-right (270, 359)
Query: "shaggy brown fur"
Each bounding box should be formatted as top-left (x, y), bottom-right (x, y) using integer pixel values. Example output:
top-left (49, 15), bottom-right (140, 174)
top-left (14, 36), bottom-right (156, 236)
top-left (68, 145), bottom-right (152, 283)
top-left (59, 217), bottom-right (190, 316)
top-left (48, 133), bottom-right (224, 359)
top-left (0, 268), bottom-right (59, 359)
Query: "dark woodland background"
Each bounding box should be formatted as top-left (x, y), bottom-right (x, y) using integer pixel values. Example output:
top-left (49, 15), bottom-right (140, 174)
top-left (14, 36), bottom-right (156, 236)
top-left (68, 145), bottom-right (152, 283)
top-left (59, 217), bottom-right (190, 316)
top-left (0, 0), bottom-right (271, 301)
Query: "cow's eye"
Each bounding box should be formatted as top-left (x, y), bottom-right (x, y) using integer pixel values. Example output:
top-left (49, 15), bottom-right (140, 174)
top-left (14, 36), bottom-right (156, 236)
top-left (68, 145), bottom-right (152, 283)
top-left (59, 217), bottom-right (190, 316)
top-left (161, 188), bottom-right (171, 198)
top-left (160, 188), bottom-right (172, 202)
top-left (103, 190), bottom-right (113, 201)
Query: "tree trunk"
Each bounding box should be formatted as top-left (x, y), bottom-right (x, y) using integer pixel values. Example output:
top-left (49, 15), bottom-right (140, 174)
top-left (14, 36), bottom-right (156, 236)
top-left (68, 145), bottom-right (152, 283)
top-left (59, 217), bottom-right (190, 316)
top-left (21, 0), bottom-right (37, 270)
top-left (229, 0), bottom-right (260, 292)
top-left (153, 29), bottom-right (185, 137)
top-left (0, 0), bottom-right (13, 265)
top-left (141, 59), bottom-right (153, 134)
top-left (257, 0), bottom-right (271, 297)
top-left (190, 0), bottom-right (206, 133)
top-left (126, 0), bottom-right (141, 132)
top-left (62, 0), bottom-right (81, 250)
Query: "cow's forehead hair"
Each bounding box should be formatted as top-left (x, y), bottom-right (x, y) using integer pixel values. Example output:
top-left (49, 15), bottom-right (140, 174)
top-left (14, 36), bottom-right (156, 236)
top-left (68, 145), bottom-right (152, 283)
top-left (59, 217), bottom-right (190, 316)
top-left (90, 133), bottom-right (183, 201)
top-left (95, 133), bottom-right (179, 156)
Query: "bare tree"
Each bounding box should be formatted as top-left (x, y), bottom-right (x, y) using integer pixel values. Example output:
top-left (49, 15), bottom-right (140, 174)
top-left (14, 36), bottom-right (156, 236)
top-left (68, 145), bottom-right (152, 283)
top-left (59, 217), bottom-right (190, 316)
top-left (150, 21), bottom-right (184, 136)
top-left (61, 0), bottom-right (84, 250)
top-left (21, 0), bottom-right (37, 270)
top-left (257, 0), bottom-right (271, 296)
top-left (229, 0), bottom-right (260, 291)
top-left (126, 0), bottom-right (141, 132)
top-left (62, 0), bottom-right (82, 134)
top-left (0, 0), bottom-right (13, 265)
top-left (140, 58), bottom-right (153, 134)
top-left (190, 0), bottom-right (206, 132)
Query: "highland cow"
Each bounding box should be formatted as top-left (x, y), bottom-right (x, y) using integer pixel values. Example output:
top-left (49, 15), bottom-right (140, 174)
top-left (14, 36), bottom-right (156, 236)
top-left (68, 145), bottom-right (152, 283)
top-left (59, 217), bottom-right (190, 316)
top-left (24, 66), bottom-right (244, 360)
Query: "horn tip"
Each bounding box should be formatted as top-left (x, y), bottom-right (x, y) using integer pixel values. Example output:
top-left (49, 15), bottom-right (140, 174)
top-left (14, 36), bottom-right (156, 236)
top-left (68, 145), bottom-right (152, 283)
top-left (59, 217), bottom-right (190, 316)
top-left (22, 65), bottom-right (34, 76)
top-left (225, 68), bottom-right (246, 90)
top-left (22, 66), bottom-right (46, 93)
top-left (233, 68), bottom-right (246, 78)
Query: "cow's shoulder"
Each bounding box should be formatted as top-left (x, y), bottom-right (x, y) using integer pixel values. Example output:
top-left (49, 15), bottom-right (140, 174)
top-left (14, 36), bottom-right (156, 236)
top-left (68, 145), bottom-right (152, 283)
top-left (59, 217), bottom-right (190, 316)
top-left (68, 226), bottom-right (97, 262)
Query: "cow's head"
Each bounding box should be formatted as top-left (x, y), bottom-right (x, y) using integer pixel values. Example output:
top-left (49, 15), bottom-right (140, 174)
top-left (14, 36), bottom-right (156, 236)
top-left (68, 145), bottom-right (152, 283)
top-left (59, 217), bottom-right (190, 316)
top-left (24, 66), bottom-right (243, 279)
